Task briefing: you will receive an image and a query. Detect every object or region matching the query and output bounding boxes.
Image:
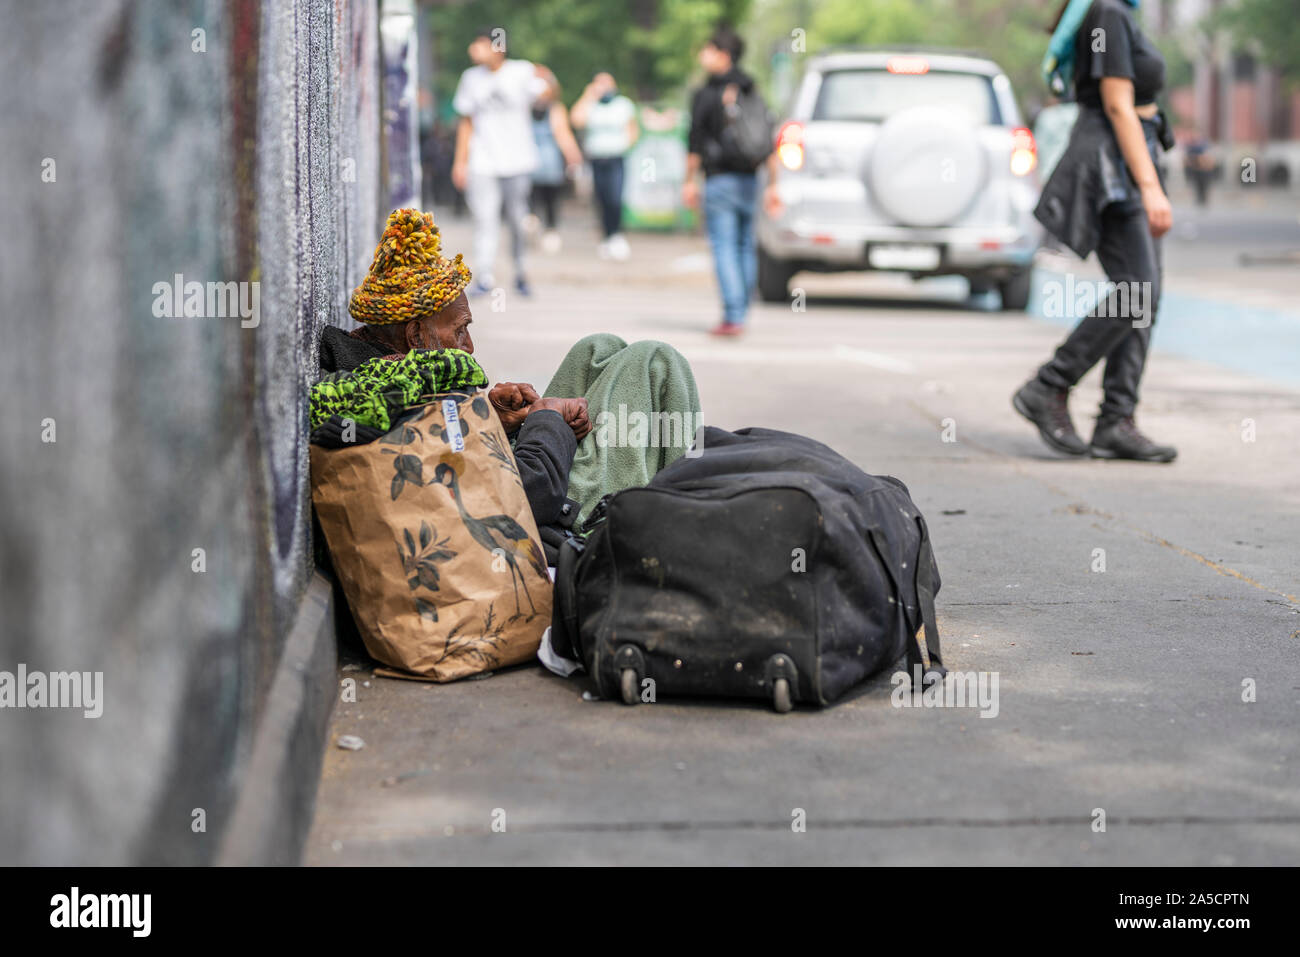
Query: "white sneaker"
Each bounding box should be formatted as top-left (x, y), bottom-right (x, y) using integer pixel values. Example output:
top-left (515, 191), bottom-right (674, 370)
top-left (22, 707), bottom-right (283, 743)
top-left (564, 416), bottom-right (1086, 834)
top-left (596, 239), bottom-right (612, 260)
top-left (607, 233), bottom-right (631, 261)
top-left (541, 230), bottom-right (562, 254)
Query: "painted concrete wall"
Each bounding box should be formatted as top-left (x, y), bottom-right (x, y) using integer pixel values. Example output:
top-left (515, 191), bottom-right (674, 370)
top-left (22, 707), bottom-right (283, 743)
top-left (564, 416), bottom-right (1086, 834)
top-left (0, 0), bottom-right (380, 864)
top-left (380, 0), bottom-right (423, 211)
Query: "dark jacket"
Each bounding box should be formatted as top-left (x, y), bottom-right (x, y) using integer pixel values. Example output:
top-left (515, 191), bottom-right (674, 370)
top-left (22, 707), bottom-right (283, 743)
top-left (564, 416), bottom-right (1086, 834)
top-left (688, 67), bottom-right (761, 176)
top-left (317, 325), bottom-right (579, 563)
top-left (317, 323), bottom-right (395, 371)
top-left (1034, 109), bottom-right (1166, 259)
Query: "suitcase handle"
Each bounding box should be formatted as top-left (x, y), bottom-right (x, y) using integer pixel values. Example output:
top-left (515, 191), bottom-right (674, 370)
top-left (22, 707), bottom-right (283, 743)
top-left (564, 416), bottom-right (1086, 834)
top-left (866, 521), bottom-right (944, 687)
top-left (911, 516), bottom-right (946, 683)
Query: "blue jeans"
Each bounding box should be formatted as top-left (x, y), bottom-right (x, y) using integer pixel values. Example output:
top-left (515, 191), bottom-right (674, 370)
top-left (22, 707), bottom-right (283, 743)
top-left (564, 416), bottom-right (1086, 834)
top-left (590, 157), bottom-right (626, 238)
top-left (703, 172), bottom-right (757, 324)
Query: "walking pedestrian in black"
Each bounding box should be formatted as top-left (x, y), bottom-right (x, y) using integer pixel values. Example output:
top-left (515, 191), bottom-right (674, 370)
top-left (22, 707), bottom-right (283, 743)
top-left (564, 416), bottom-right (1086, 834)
top-left (1015, 0), bottom-right (1177, 462)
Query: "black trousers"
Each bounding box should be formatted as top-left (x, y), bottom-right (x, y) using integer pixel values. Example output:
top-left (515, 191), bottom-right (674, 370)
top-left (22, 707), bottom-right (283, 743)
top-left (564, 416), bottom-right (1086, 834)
top-left (1037, 197), bottom-right (1163, 422)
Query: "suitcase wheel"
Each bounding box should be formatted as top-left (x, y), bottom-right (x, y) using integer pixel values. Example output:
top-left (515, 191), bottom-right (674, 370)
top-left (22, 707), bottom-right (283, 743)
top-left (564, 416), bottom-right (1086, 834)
top-left (620, 667), bottom-right (640, 706)
top-left (772, 677), bottom-right (793, 714)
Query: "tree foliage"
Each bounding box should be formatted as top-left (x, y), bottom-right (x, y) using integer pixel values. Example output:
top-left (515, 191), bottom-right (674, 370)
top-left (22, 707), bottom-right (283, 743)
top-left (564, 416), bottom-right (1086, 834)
top-left (428, 0), bottom-right (1293, 124)
top-left (427, 0), bottom-right (752, 110)
top-left (743, 0), bottom-right (1057, 117)
top-left (1216, 0), bottom-right (1300, 80)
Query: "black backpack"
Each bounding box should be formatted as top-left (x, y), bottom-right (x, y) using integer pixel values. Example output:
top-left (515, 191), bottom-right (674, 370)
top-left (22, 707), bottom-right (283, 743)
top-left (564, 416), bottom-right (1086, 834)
top-left (716, 85), bottom-right (774, 172)
top-left (552, 427), bottom-right (945, 711)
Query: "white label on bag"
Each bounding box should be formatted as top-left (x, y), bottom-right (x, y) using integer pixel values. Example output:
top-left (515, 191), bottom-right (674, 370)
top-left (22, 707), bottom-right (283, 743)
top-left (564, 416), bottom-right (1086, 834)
top-left (443, 399), bottom-right (465, 452)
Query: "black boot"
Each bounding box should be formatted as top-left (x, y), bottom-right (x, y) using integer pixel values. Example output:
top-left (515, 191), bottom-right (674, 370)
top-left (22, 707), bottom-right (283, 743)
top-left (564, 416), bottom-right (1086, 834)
top-left (1012, 378), bottom-right (1088, 455)
top-left (1090, 415), bottom-right (1177, 463)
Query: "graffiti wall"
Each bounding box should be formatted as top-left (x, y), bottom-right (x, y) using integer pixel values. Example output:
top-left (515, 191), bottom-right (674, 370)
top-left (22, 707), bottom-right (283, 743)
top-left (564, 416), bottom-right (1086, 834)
top-left (0, 0), bottom-right (380, 865)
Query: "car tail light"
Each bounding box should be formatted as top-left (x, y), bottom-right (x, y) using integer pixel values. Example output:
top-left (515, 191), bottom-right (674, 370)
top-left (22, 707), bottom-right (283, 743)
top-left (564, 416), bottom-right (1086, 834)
top-left (1010, 126), bottom-right (1037, 176)
top-left (776, 120), bottom-right (804, 171)
top-left (886, 56), bottom-right (929, 75)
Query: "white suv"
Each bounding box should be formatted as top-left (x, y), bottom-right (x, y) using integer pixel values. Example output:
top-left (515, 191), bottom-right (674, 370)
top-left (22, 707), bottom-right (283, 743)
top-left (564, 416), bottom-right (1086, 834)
top-left (758, 51), bottom-right (1043, 310)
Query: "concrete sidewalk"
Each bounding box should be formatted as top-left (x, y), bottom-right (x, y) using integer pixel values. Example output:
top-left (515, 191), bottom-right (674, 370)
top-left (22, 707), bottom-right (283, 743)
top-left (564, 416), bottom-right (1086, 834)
top-left (306, 220), bottom-right (1300, 865)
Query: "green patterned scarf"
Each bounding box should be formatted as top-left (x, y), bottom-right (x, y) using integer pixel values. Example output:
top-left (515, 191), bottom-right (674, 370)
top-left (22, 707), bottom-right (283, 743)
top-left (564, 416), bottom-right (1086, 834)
top-left (309, 348), bottom-right (487, 432)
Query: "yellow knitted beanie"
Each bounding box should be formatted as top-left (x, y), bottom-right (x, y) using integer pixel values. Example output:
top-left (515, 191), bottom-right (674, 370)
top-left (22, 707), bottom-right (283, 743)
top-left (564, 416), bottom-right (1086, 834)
top-left (348, 208), bottom-right (472, 325)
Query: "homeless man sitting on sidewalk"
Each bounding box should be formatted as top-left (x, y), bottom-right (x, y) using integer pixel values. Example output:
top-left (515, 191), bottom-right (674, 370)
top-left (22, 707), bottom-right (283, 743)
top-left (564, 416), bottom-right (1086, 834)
top-left (316, 208), bottom-right (701, 563)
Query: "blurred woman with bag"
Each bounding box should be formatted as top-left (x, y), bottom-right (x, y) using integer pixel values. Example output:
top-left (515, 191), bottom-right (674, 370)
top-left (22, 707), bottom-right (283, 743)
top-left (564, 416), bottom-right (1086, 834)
top-left (529, 85), bottom-right (583, 254)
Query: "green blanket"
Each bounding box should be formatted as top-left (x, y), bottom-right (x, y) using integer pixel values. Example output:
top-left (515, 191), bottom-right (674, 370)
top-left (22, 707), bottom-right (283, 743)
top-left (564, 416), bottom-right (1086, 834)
top-left (544, 333), bottom-right (701, 523)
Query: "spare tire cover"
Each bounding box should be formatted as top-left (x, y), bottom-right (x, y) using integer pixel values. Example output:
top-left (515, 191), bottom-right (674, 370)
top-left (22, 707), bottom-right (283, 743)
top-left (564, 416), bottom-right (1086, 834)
top-left (867, 105), bottom-right (986, 227)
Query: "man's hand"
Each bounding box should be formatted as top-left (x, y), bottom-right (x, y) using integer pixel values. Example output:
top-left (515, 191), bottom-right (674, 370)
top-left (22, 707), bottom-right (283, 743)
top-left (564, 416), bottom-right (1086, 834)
top-left (682, 179), bottom-right (700, 211)
top-left (489, 382), bottom-right (541, 431)
top-left (451, 160), bottom-right (468, 192)
top-left (530, 397), bottom-right (591, 440)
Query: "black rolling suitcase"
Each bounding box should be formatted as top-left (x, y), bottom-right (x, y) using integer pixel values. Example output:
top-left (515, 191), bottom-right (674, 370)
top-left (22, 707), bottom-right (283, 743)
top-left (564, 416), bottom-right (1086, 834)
top-left (552, 427), bottom-right (945, 712)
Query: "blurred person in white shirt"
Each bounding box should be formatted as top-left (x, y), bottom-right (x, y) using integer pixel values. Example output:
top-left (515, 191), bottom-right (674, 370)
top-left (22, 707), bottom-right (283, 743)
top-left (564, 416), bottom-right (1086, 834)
top-left (452, 26), bottom-right (558, 296)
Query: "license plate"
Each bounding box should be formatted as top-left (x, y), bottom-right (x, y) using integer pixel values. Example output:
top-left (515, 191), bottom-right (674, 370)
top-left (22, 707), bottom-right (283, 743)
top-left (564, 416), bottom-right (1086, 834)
top-left (868, 244), bottom-right (941, 270)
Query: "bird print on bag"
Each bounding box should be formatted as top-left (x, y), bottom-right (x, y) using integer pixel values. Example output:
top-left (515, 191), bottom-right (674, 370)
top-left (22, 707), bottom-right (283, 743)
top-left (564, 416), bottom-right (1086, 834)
top-left (432, 463), bottom-right (547, 619)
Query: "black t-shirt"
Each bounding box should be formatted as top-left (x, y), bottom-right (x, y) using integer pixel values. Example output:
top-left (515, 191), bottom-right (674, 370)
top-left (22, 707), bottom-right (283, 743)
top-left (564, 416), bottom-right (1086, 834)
top-left (1074, 0), bottom-right (1165, 109)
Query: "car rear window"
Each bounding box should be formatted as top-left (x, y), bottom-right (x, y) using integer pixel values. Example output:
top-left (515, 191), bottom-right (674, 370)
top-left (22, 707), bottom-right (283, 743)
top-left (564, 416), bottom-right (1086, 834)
top-left (812, 69), bottom-right (1000, 125)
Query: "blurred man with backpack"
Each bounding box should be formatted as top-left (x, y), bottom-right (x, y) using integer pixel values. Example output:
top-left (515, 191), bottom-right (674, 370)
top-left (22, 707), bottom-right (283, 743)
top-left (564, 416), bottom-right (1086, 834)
top-left (683, 25), bottom-right (782, 336)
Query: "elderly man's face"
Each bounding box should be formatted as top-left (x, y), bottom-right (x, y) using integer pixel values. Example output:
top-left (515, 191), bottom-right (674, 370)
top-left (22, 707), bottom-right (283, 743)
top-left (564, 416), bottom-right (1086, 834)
top-left (408, 292), bottom-right (474, 354)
